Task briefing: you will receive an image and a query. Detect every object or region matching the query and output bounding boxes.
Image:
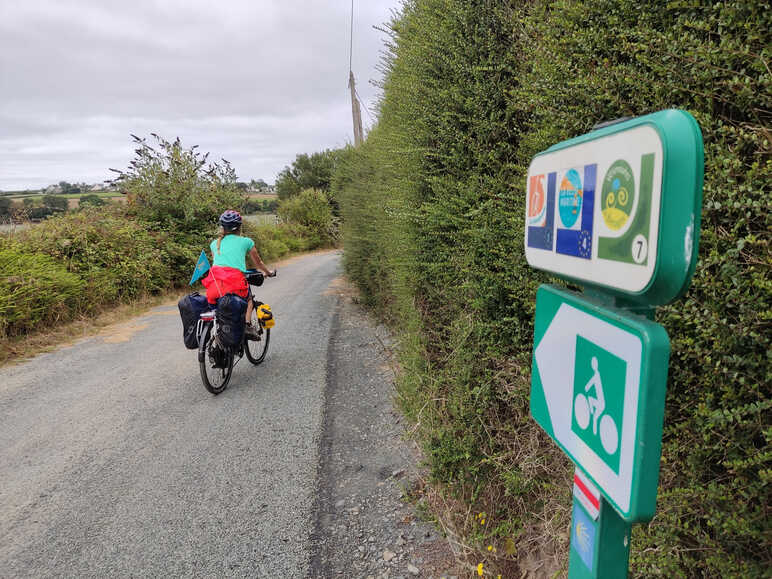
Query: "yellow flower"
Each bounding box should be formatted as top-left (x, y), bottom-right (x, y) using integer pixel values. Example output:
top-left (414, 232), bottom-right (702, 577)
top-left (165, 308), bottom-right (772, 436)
top-left (487, 545), bottom-right (493, 551)
top-left (477, 562), bottom-right (484, 576)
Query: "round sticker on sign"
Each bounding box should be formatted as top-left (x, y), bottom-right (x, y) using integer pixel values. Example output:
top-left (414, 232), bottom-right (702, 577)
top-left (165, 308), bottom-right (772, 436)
top-left (602, 160), bottom-right (635, 232)
top-left (559, 169), bottom-right (583, 229)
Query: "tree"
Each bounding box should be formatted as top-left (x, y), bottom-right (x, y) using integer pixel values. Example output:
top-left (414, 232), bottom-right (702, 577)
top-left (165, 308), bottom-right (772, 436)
top-left (275, 149), bottom-right (341, 200)
top-left (250, 178), bottom-right (269, 191)
top-left (58, 181), bottom-right (80, 195)
top-left (0, 196), bottom-right (11, 217)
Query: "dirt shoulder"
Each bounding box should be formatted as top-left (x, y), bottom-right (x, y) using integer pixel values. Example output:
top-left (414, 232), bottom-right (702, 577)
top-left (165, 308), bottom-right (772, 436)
top-left (309, 279), bottom-right (464, 578)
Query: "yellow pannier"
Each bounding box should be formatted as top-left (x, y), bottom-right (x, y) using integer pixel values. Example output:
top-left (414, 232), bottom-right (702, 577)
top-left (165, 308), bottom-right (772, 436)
top-left (257, 304), bottom-right (275, 328)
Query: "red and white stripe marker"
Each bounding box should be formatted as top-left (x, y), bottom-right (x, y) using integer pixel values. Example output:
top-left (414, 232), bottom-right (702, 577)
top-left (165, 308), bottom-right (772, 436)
top-left (573, 468), bottom-right (601, 520)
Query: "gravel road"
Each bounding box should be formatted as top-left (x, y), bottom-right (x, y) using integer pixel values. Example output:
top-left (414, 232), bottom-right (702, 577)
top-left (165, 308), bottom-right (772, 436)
top-left (0, 250), bottom-right (458, 578)
top-left (0, 250), bottom-right (342, 577)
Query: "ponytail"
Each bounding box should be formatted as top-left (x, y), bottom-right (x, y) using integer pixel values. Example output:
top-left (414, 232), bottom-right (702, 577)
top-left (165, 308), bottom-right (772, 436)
top-left (216, 227), bottom-right (225, 253)
top-left (215, 225), bottom-right (241, 253)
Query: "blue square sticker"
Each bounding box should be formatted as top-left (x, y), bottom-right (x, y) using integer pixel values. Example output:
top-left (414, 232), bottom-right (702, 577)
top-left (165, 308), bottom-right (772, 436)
top-left (572, 502), bottom-right (597, 572)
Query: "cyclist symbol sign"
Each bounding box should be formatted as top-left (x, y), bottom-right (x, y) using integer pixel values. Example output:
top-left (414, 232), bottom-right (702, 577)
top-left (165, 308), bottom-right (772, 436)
top-left (573, 337), bottom-right (626, 470)
top-left (530, 285), bottom-right (669, 522)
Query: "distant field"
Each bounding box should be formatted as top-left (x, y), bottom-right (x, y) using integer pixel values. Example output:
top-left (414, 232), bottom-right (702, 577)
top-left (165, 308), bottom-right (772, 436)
top-left (244, 213), bottom-right (278, 225)
top-left (5, 191), bottom-right (121, 200)
top-left (248, 193), bottom-right (278, 200)
top-left (2, 191), bottom-right (124, 210)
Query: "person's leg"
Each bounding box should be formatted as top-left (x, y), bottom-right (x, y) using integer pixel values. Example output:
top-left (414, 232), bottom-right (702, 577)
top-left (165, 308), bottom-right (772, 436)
top-left (245, 296), bottom-right (254, 323)
top-left (244, 287), bottom-right (259, 336)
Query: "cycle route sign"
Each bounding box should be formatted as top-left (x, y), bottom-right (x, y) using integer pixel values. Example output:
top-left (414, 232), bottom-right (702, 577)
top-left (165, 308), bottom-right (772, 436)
top-left (530, 284), bottom-right (670, 522)
top-left (524, 109), bottom-right (703, 305)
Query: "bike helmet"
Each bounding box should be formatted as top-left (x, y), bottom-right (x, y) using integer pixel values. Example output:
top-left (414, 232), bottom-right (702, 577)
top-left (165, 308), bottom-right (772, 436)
top-left (219, 210), bottom-right (242, 231)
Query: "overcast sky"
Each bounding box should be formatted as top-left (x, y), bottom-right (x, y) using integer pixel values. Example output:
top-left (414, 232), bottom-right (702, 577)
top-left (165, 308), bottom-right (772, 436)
top-left (0, 0), bottom-right (400, 190)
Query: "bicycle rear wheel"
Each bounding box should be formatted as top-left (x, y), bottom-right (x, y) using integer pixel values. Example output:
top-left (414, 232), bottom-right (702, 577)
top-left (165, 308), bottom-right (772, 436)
top-left (199, 327), bottom-right (233, 394)
top-left (245, 305), bottom-right (270, 365)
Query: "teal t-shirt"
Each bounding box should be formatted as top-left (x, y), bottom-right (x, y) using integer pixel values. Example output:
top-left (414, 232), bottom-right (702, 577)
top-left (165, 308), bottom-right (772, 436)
top-left (210, 235), bottom-right (255, 272)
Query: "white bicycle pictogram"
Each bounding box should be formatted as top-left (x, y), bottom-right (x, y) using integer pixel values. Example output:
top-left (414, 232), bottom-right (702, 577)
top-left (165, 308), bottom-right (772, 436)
top-left (574, 356), bottom-right (619, 455)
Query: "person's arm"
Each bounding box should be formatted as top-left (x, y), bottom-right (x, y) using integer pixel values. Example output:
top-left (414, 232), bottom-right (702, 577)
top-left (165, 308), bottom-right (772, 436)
top-left (248, 246), bottom-right (274, 277)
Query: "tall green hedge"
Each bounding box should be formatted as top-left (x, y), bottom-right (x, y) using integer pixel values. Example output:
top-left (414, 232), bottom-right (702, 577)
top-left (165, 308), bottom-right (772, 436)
top-left (336, 0), bottom-right (770, 575)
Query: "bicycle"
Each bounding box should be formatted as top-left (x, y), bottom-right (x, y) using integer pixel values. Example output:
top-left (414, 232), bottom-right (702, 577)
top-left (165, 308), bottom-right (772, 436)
top-left (197, 269), bottom-right (275, 394)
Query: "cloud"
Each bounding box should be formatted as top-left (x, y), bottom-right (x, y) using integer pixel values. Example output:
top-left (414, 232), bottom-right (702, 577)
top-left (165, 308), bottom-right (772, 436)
top-left (0, 0), bottom-right (399, 189)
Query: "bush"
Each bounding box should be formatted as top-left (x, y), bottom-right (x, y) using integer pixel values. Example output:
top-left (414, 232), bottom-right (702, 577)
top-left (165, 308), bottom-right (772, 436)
top-left (336, 0), bottom-right (770, 576)
top-left (0, 247), bottom-right (84, 337)
top-left (19, 206), bottom-right (176, 306)
top-left (42, 194), bottom-right (68, 212)
top-left (0, 137), bottom-right (332, 344)
top-left (110, 134), bottom-right (247, 233)
top-left (0, 197), bottom-right (11, 217)
top-left (277, 188), bottom-right (339, 248)
top-left (79, 194), bottom-right (106, 208)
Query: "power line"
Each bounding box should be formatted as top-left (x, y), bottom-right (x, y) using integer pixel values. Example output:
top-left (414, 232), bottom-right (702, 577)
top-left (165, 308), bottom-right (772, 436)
top-left (349, 0), bottom-right (354, 73)
top-left (354, 85), bottom-right (375, 125)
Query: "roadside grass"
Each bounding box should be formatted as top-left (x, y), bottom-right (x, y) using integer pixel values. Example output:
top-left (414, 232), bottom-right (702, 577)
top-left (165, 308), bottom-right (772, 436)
top-left (0, 289), bottom-right (182, 367)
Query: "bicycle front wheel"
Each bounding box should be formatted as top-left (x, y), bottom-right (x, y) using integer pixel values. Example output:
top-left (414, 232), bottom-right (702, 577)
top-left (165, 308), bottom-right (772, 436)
top-left (245, 307), bottom-right (270, 365)
top-left (199, 328), bottom-right (233, 394)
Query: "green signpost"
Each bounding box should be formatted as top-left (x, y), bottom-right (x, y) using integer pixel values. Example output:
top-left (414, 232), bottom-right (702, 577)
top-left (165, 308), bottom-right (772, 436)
top-left (525, 110), bottom-right (704, 577)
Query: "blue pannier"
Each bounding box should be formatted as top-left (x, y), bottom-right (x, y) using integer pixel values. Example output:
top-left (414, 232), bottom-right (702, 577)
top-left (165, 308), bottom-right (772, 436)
top-left (178, 292), bottom-right (212, 349)
top-left (216, 293), bottom-right (247, 350)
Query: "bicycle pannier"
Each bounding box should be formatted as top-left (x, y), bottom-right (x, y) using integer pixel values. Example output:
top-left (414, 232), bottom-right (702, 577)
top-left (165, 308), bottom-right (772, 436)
top-left (257, 303), bottom-right (275, 328)
top-left (178, 292), bottom-right (211, 349)
top-left (216, 293), bottom-right (248, 350)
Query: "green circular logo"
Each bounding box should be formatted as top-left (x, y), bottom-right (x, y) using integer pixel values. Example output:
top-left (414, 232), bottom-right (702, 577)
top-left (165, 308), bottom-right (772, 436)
top-left (601, 160), bottom-right (635, 231)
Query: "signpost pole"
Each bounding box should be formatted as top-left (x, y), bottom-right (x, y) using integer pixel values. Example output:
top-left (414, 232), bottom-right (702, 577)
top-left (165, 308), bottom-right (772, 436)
top-left (568, 496), bottom-right (632, 578)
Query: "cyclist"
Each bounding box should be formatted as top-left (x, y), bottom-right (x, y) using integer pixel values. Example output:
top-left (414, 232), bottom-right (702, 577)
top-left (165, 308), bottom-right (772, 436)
top-left (202, 210), bottom-right (275, 335)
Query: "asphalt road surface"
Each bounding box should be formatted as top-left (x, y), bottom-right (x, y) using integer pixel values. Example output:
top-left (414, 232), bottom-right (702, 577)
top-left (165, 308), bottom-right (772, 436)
top-left (0, 250), bottom-right (343, 577)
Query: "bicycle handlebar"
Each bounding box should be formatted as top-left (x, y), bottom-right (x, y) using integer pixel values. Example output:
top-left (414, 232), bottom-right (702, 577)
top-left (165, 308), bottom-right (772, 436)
top-left (245, 269), bottom-right (277, 277)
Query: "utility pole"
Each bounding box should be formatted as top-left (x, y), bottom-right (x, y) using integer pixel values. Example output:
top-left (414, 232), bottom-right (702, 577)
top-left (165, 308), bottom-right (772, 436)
top-left (349, 71), bottom-right (364, 146)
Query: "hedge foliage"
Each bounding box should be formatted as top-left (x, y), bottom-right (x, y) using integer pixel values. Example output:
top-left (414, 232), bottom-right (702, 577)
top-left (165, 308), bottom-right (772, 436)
top-left (336, 0), bottom-right (770, 576)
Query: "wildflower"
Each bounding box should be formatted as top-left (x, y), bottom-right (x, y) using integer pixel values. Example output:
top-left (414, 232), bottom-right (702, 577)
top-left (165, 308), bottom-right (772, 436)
top-left (477, 562), bottom-right (484, 576)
